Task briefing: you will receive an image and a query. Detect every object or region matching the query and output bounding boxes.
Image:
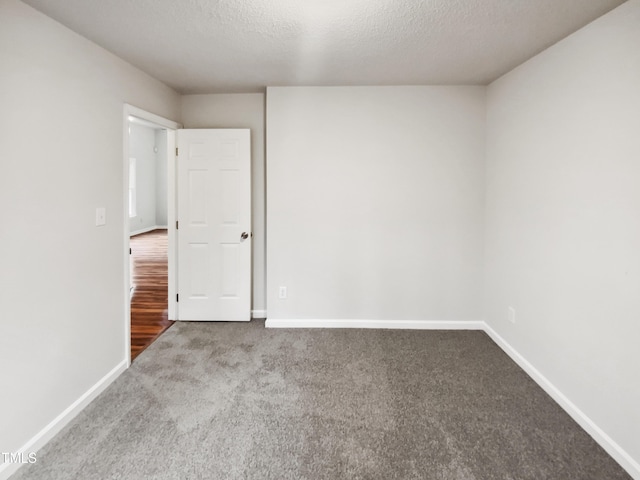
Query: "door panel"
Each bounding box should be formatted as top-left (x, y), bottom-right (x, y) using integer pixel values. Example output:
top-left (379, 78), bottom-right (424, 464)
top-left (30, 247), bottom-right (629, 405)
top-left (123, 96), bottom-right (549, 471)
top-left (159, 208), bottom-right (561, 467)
top-left (177, 129), bottom-right (251, 321)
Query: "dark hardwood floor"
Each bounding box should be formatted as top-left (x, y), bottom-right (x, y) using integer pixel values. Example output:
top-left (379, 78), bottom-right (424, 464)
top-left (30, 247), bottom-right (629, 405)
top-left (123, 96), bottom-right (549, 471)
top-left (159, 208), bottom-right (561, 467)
top-left (130, 229), bottom-right (173, 361)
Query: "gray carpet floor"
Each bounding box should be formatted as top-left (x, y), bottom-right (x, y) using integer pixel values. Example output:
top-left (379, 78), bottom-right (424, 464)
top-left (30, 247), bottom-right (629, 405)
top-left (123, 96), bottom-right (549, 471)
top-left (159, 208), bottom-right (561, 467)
top-left (11, 320), bottom-right (631, 480)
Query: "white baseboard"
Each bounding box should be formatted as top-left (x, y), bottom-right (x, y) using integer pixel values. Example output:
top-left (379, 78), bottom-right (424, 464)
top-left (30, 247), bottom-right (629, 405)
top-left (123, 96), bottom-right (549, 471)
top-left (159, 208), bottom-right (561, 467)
top-left (0, 360), bottom-right (127, 480)
top-left (251, 310), bottom-right (267, 319)
top-left (130, 225), bottom-right (168, 237)
top-left (265, 318), bottom-right (485, 330)
top-left (483, 324), bottom-right (640, 480)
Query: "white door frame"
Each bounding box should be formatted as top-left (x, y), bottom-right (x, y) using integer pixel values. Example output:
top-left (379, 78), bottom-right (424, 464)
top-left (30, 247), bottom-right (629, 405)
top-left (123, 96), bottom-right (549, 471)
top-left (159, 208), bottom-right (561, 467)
top-left (123, 104), bottom-right (181, 366)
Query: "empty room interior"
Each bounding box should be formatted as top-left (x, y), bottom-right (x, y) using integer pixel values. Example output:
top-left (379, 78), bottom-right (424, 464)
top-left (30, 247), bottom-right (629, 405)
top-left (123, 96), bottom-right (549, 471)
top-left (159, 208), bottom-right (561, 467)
top-left (0, 0), bottom-right (639, 478)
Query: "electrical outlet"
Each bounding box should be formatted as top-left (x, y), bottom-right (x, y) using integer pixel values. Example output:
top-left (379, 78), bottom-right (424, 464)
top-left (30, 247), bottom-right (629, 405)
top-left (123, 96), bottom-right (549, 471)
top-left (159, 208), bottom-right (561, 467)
top-left (508, 307), bottom-right (516, 324)
top-left (279, 286), bottom-right (287, 299)
top-left (95, 207), bottom-right (106, 226)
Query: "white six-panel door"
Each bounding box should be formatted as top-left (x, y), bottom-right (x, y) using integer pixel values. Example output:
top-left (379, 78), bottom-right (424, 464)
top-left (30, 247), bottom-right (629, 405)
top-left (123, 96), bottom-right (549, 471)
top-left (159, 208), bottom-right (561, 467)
top-left (177, 129), bottom-right (251, 321)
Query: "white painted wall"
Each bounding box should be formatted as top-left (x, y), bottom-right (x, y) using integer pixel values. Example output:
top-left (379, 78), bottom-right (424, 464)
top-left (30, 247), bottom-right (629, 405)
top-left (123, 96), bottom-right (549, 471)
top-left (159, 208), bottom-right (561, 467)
top-left (129, 124), bottom-right (169, 234)
top-left (129, 123), bottom-right (157, 233)
top-left (155, 129), bottom-right (168, 226)
top-left (485, 0), bottom-right (640, 472)
top-left (0, 0), bottom-right (180, 474)
top-left (181, 93), bottom-right (266, 314)
top-left (266, 86), bottom-right (485, 321)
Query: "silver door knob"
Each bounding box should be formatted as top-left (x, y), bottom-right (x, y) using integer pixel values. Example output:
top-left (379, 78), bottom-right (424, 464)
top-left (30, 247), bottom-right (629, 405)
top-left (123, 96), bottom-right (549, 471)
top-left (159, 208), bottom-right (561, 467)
top-left (241, 232), bottom-right (249, 240)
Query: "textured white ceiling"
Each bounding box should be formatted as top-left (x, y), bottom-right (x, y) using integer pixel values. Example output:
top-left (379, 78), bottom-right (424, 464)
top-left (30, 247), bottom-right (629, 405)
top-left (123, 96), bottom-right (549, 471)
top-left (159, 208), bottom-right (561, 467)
top-left (22, 0), bottom-right (626, 94)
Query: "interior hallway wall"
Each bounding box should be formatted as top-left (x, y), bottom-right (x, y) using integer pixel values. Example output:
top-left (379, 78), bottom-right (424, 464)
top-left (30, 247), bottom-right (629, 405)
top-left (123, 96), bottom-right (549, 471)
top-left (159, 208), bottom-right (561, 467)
top-left (155, 129), bottom-right (168, 226)
top-left (129, 123), bottom-right (158, 234)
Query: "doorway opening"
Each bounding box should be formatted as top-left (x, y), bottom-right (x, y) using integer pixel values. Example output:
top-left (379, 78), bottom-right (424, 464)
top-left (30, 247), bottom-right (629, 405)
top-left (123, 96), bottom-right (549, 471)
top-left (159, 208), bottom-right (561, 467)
top-left (123, 105), bottom-right (180, 365)
top-left (129, 118), bottom-right (170, 360)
